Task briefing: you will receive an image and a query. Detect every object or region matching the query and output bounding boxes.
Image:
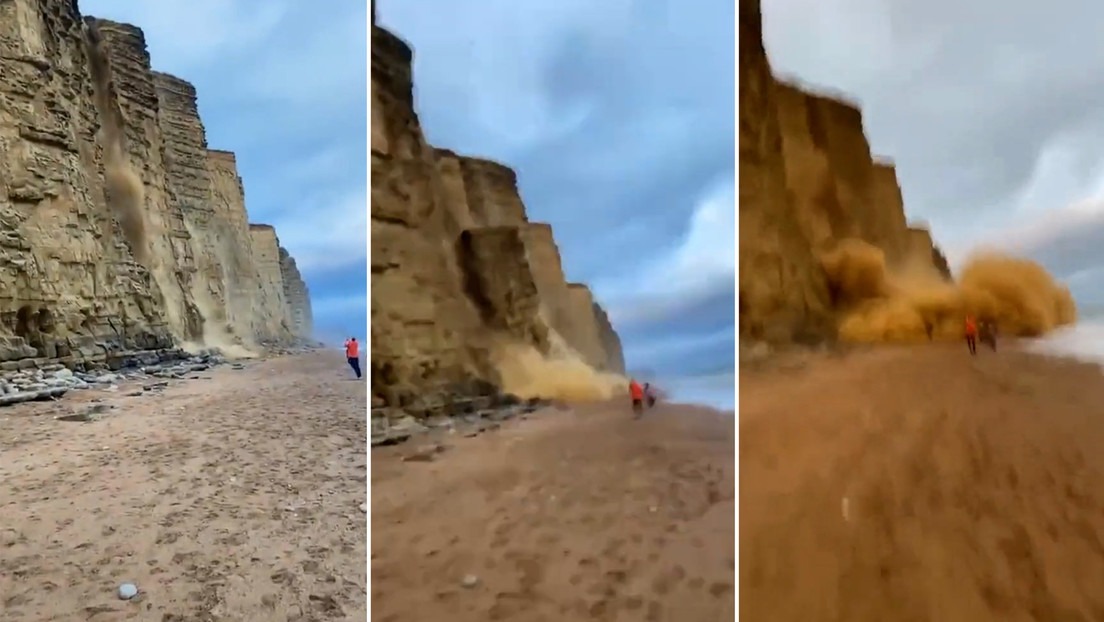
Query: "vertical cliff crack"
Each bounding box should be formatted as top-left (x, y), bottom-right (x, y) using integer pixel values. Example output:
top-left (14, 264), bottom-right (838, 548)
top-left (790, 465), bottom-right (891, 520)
top-left (457, 230), bottom-right (496, 326)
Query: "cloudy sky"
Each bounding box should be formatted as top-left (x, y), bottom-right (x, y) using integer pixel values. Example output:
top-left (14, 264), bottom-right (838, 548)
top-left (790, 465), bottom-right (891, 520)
top-left (763, 0), bottom-right (1104, 304)
top-left (82, 0), bottom-right (368, 343)
top-left (377, 0), bottom-right (736, 393)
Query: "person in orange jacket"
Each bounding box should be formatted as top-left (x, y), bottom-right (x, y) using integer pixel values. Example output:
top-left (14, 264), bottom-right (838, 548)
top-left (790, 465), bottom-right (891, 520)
top-left (964, 315), bottom-right (978, 356)
top-left (629, 379), bottom-right (644, 418)
top-left (344, 337), bottom-right (362, 379)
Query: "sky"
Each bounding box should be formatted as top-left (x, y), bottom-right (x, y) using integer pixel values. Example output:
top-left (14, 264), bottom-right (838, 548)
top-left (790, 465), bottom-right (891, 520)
top-left (762, 0), bottom-right (1104, 305)
top-left (376, 0), bottom-right (737, 391)
top-left (81, 0), bottom-right (368, 344)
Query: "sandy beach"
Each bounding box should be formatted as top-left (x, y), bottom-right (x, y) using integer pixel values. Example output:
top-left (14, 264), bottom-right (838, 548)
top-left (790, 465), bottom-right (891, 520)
top-left (0, 350), bottom-right (367, 621)
top-left (741, 343), bottom-right (1104, 621)
top-left (371, 400), bottom-right (735, 621)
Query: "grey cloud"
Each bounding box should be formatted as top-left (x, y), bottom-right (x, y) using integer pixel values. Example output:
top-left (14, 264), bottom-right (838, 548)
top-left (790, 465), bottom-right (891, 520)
top-left (1015, 212), bottom-right (1104, 280)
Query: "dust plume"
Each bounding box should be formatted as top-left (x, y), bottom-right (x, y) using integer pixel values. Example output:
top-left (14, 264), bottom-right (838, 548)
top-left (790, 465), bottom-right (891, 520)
top-left (491, 331), bottom-right (627, 402)
top-left (190, 282), bottom-right (258, 359)
top-left (83, 20), bottom-right (150, 264)
top-left (821, 238), bottom-right (1077, 342)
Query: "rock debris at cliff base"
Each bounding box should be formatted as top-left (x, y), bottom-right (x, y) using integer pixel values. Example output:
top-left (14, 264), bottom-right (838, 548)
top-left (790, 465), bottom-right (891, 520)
top-left (739, 0), bottom-right (1074, 344)
top-left (371, 19), bottom-right (626, 411)
top-left (0, 3), bottom-right (315, 372)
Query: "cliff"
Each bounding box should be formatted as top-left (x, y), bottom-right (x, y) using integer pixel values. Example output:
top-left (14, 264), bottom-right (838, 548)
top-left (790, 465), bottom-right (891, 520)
top-left (370, 21), bottom-right (624, 408)
top-left (0, 3), bottom-right (312, 372)
top-left (279, 247), bottom-right (313, 338)
top-left (247, 225), bottom-right (293, 342)
top-left (739, 0), bottom-right (951, 344)
top-left (205, 149), bottom-right (264, 343)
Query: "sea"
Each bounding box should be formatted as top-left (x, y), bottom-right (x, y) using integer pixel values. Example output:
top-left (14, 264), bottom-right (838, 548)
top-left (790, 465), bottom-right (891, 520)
top-left (1024, 311), bottom-right (1104, 365)
top-left (660, 370), bottom-right (736, 413)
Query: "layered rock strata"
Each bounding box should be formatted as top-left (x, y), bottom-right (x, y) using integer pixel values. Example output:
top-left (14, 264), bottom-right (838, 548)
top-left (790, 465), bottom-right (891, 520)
top-left (248, 225), bottom-right (292, 342)
top-left (739, 0), bottom-right (951, 344)
top-left (279, 247), bottom-right (313, 338)
top-left (371, 20), bottom-right (624, 407)
top-left (0, 2), bottom-right (312, 373)
top-left (90, 18), bottom-right (204, 342)
top-left (152, 71), bottom-right (237, 341)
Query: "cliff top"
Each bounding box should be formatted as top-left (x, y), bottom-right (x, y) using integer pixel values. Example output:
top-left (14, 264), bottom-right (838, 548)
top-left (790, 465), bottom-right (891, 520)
top-left (774, 75), bottom-right (864, 117)
top-left (461, 156), bottom-right (518, 183)
top-left (527, 222), bottom-right (554, 234)
top-left (207, 149), bottom-right (237, 162)
top-left (86, 17), bottom-right (145, 41)
top-left (372, 24), bottom-right (413, 64)
top-left (151, 71), bottom-right (196, 96)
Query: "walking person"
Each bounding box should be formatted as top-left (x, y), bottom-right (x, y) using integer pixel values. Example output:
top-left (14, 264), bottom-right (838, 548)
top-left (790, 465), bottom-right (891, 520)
top-left (344, 336), bottom-right (362, 379)
top-left (644, 382), bottom-right (657, 408)
top-left (964, 315), bottom-right (978, 356)
top-left (629, 379), bottom-right (644, 418)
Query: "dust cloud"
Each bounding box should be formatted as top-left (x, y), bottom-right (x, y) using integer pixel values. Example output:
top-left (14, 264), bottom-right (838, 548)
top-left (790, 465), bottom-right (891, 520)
top-left (492, 331), bottom-right (627, 402)
top-left (84, 20), bottom-right (203, 345)
top-left (190, 286), bottom-right (258, 359)
top-left (821, 239), bottom-right (1077, 342)
top-left (83, 21), bottom-right (150, 264)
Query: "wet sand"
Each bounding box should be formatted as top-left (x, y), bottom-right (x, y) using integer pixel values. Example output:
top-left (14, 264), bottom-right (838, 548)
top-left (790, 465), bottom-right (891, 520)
top-left (371, 400), bottom-right (735, 621)
top-left (741, 343), bottom-right (1104, 621)
top-left (0, 351), bottom-right (367, 621)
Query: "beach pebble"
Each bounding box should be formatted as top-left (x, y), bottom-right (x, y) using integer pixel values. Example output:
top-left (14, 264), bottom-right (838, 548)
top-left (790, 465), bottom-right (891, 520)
top-left (117, 583), bottom-right (138, 600)
top-left (461, 574), bottom-right (479, 589)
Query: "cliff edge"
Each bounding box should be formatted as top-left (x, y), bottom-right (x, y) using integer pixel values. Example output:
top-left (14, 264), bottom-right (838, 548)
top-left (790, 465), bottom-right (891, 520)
top-left (738, 0), bottom-right (1069, 346)
top-left (0, 4), bottom-right (313, 371)
top-left (370, 22), bottom-right (625, 410)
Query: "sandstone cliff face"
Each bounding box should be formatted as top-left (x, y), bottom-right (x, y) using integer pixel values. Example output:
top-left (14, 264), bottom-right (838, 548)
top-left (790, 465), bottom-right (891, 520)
top-left (152, 71), bottom-right (237, 342)
top-left (739, 0), bottom-right (951, 343)
top-left (739, 0), bottom-right (833, 344)
top-left (521, 224), bottom-right (574, 342)
top-left (205, 150), bottom-right (266, 343)
top-left (0, 2), bottom-right (312, 370)
top-left (907, 225), bottom-right (951, 277)
top-left (90, 19), bottom-right (204, 343)
top-left (278, 247), bottom-right (313, 338)
top-left (0, 1), bottom-right (172, 365)
top-left (247, 225), bottom-right (292, 342)
top-left (371, 21), bottom-right (624, 406)
top-left (460, 157), bottom-right (528, 226)
top-left (563, 283), bottom-right (619, 373)
top-left (371, 24), bottom-right (494, 406)
top-left (870, 161), bottom-right (911, 266)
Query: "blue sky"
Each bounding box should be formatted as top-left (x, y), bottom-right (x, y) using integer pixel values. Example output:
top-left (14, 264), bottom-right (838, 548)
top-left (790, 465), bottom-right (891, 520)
top-left (377, 0), bottom-right (736, 388)
top-left (82, 0), bottom-right (368, 345)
